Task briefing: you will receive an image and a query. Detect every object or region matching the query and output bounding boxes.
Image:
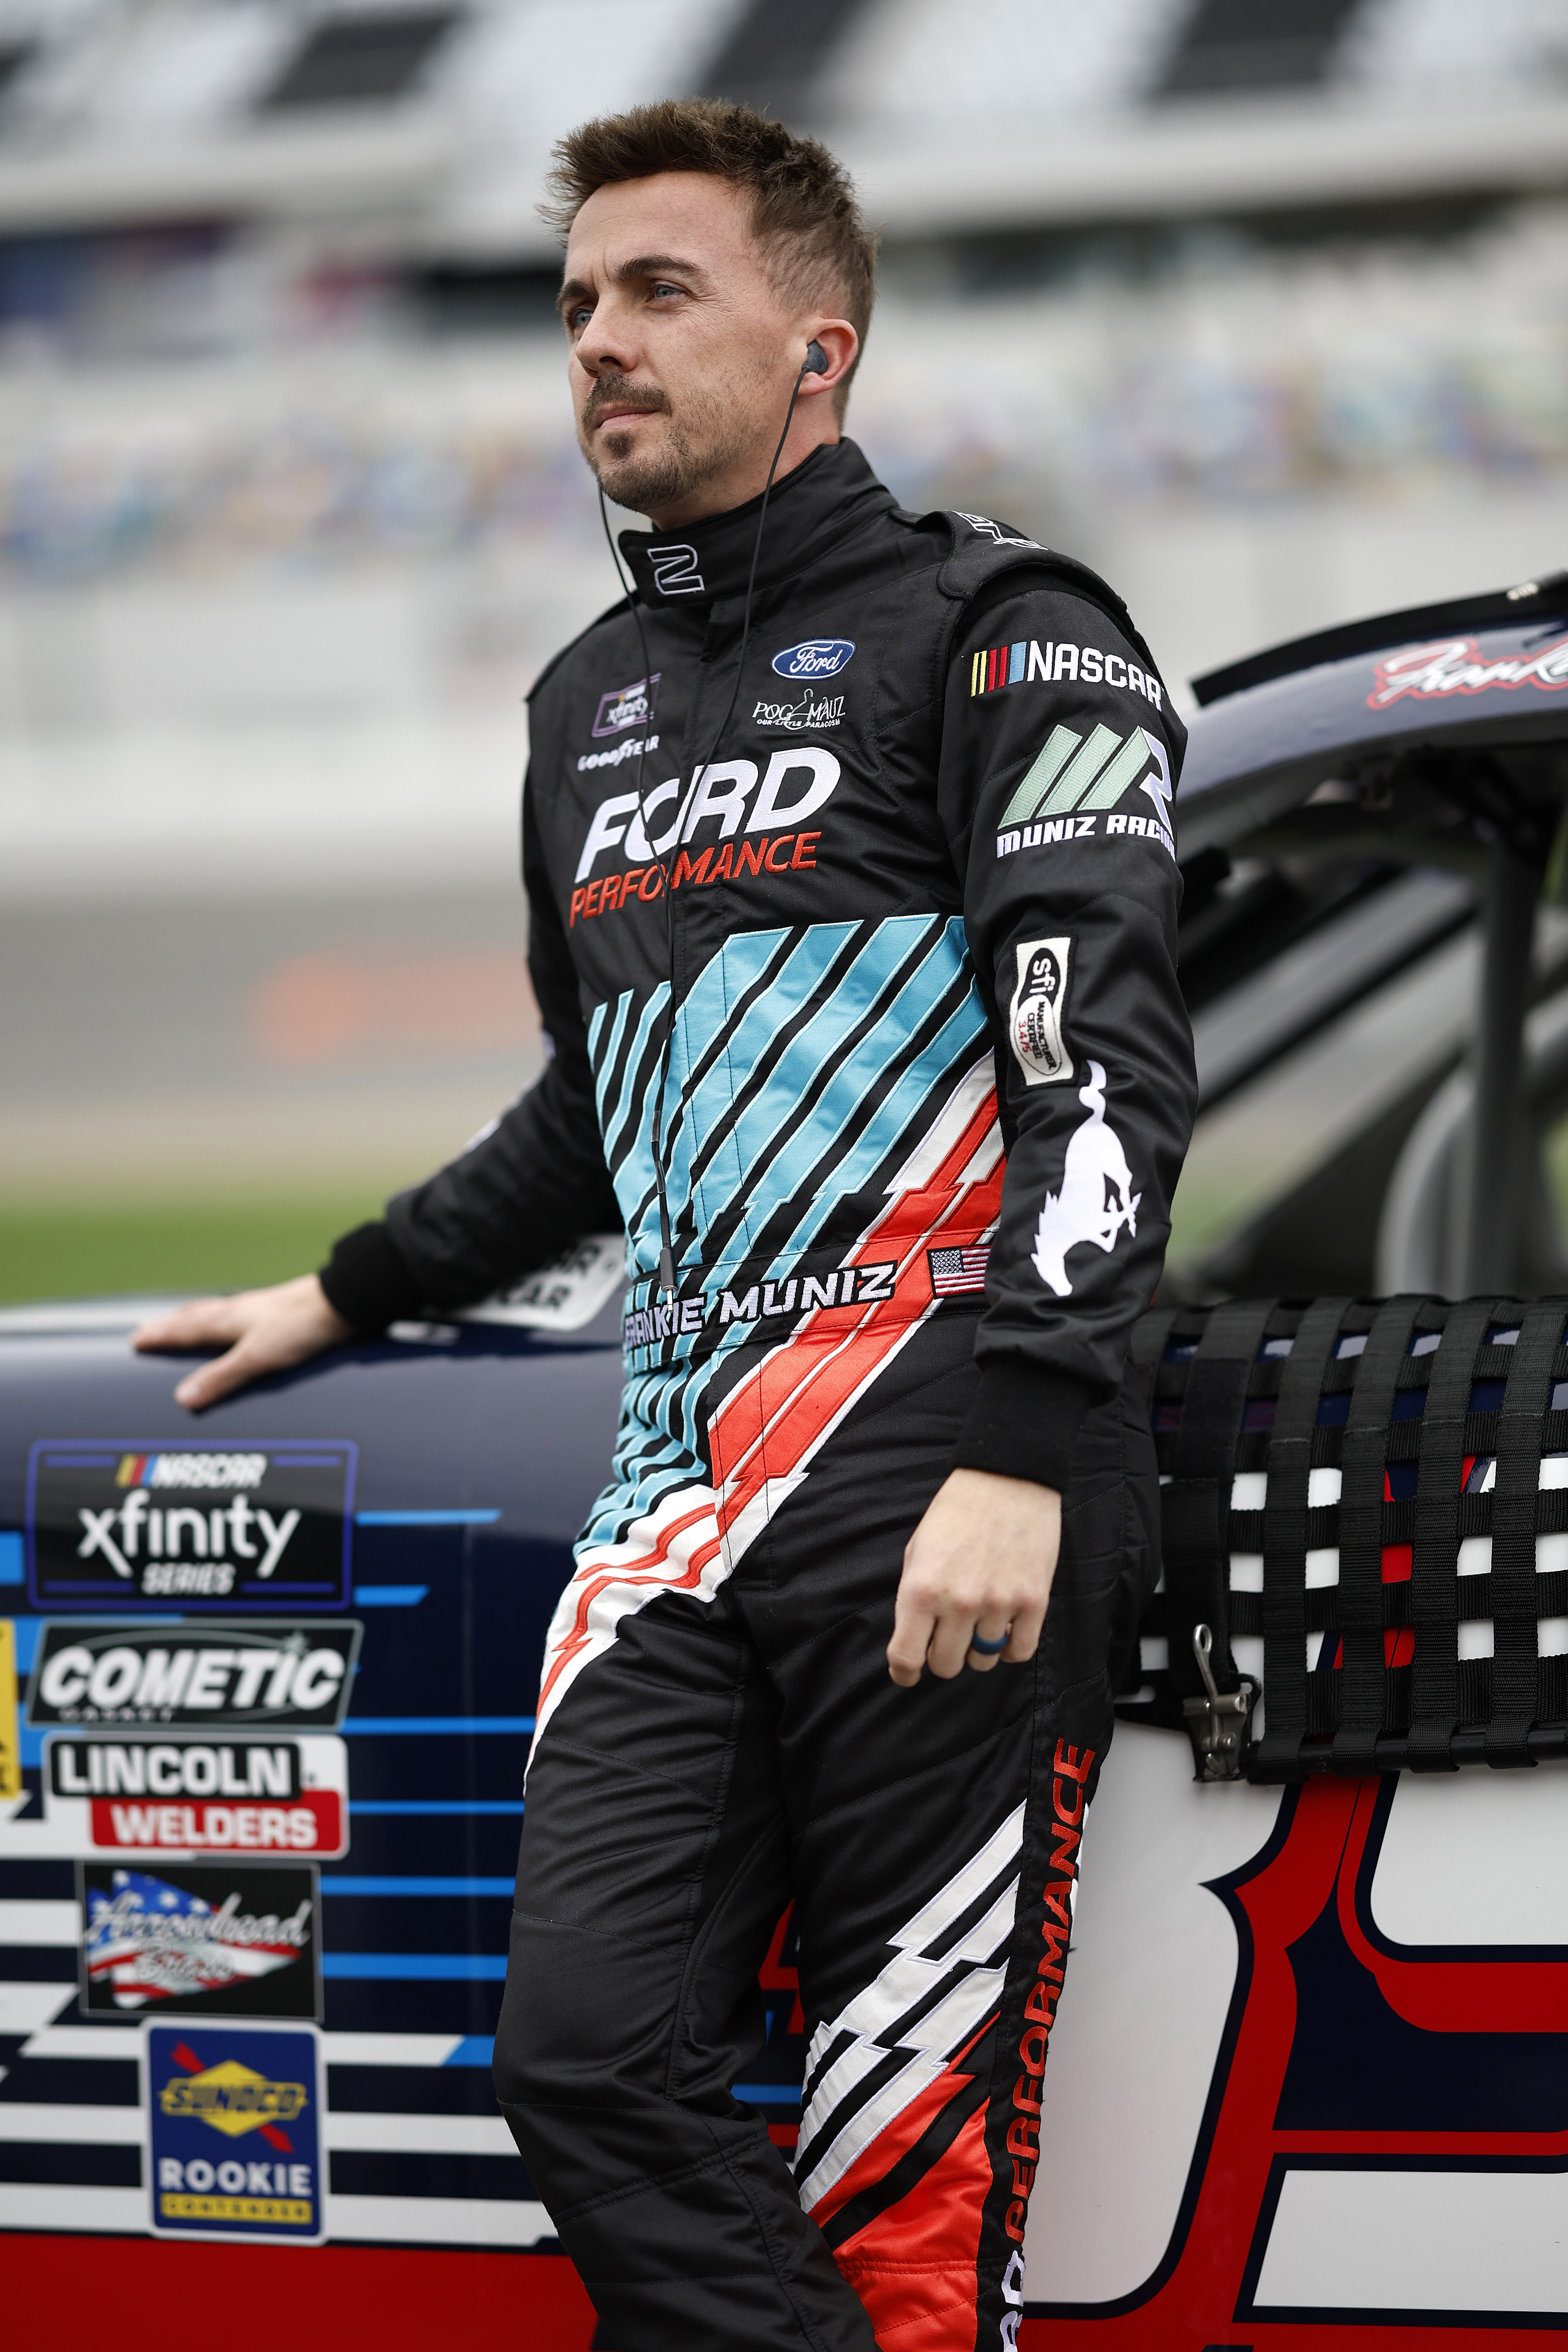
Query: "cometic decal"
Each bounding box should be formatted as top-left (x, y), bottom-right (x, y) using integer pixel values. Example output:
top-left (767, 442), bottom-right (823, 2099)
top-left (83, 1859), bottom-right (320, 2017)
top-left (27, 1440), bottom-right (356, 1609)
top-left (144, 2021), bottom-right (325, 2243)
top-left (27, 1619), bottom-right (362, 1730)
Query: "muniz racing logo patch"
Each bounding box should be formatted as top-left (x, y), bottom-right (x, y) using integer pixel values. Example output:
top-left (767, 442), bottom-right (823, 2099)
top-left (1008, 937), bottom-right (1073, 1087)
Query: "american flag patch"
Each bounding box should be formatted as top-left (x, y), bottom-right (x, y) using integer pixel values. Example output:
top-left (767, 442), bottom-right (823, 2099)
top-left (928, 1246), bottom-right (990, 1296)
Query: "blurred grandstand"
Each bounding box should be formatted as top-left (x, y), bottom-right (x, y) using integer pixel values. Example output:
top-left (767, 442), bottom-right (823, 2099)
top-left (2, 0), bottom-right (1567, 888)
top-left (2, 0), bottom-right (1567, 1252)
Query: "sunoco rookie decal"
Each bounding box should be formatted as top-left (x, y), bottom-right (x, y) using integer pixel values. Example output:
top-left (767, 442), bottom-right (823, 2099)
top-left (144, 2021), bottom-right (325, 2243)
top-left (26, 1440), bottom-right (355, 1609)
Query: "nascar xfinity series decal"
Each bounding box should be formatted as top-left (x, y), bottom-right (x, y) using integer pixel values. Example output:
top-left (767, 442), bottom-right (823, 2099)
top-left (144, 2021), bottom-right (325, 2243)
top-left (82, 1860), bottom-right (320, 2017)
top-left (27, 1440), bottom-right (356, 1609)
top-left (1368, 630), bottom-right (1568, 706)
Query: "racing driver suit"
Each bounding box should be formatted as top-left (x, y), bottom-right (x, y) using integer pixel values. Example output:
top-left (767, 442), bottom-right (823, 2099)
top-left (319, 438), bottom-right (1196, 2352)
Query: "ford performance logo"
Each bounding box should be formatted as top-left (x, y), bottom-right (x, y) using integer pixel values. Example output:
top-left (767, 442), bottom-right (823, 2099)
top-left (772, 638), bottom-right (855, 680)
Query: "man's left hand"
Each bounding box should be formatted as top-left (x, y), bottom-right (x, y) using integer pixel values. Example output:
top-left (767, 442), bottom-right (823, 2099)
top-left (887, 1467), bottom-right (1060, 1687)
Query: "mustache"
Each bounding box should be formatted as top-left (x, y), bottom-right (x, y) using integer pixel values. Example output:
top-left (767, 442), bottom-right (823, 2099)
top-left (582, 375), bottom-right (671, 430)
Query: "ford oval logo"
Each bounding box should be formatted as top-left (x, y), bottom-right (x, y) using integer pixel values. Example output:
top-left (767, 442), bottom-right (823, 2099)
top-left (772, 638), bottom-right (855, 680)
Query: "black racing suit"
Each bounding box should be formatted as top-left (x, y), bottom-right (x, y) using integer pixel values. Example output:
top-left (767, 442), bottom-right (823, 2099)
top-left (320, 440), bottom-right (1196, 2350)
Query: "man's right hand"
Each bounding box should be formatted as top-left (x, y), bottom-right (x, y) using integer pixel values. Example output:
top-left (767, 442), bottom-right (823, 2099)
top-left (132, 1275), bottom-right (355, 1412)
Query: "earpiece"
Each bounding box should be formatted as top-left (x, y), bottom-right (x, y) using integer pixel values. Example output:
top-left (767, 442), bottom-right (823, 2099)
top-left (803, 340), bottom-right (829, 376)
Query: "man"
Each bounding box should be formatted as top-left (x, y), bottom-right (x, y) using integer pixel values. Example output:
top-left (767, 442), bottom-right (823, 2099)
top-left (136, 100), bottom-right (1195, 2352)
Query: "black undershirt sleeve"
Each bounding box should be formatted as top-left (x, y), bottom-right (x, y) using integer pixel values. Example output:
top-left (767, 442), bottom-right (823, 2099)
top-left (318, 768), bottom-right (623, 1333)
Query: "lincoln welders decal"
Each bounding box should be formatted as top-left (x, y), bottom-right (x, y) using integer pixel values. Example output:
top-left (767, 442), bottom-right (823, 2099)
top-left (27, 1620), bottom-right (362, 1730)
top-left (26, 1441), bottom-right (355, 1609)
top-left (82, 1860), bottom-right (320, 2018)
top-left (144, 2021), bottom-right (325, 2243)
top-left (45, 1732), bottom-right (349, 1857)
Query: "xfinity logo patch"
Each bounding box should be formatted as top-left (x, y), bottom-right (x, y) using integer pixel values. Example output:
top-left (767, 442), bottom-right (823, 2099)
top-left (592, 673), bottom-right (660, 737)
top-left (772, 638), bottom-right (854, 680)
top-left (648, 543), bottom-right (704, 596)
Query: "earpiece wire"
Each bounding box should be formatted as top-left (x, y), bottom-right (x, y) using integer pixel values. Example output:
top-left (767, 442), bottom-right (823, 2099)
top-left (600, 350), bottom-right (816, 1298)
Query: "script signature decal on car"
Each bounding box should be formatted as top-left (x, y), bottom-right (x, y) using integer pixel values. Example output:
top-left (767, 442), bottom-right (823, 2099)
top-left (1369, 632), bottom-right (1568, 707)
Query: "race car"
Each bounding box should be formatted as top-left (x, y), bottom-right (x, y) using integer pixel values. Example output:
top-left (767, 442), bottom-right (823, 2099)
top-left (3, 570), bottom-right (1567, 2349)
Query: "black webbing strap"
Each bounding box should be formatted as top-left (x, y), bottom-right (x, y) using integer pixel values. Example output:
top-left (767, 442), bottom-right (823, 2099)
top-left (1408, 1297), bottom-right (1496, 1772)
top-left (1486, 1299), bottom-right (1561, 1767)
top-left (1254, 1296), bottom-right (1349, 1781)
top-left (1131, 1306), bottom-right (1178, 1408)
top-left (1163, 1297), bottom-right (1276, 1705)
top-left (1331, 1296), bottom-right (1422, 1775)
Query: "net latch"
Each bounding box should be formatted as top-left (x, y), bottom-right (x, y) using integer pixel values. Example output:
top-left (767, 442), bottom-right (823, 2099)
top-left (1183, 1623), bottom-right (1257, 1782)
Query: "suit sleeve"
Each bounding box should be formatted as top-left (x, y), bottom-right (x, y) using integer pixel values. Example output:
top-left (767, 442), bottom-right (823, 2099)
top-left (936, 586), bottom-right (1197, 1488)
top-left (319, 767), bottom-right (623, 1330)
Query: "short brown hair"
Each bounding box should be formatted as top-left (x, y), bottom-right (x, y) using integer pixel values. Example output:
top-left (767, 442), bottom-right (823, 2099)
top-left (541, 98), bottom-right (878, 412)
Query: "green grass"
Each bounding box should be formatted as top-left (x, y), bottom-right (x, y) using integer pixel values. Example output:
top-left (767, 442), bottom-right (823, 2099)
top-left (0, 1196), bottom-right (385, 1306)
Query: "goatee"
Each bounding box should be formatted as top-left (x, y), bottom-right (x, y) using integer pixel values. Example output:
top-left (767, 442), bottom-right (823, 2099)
top-left (579, 374), bottom-right (756, 520)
